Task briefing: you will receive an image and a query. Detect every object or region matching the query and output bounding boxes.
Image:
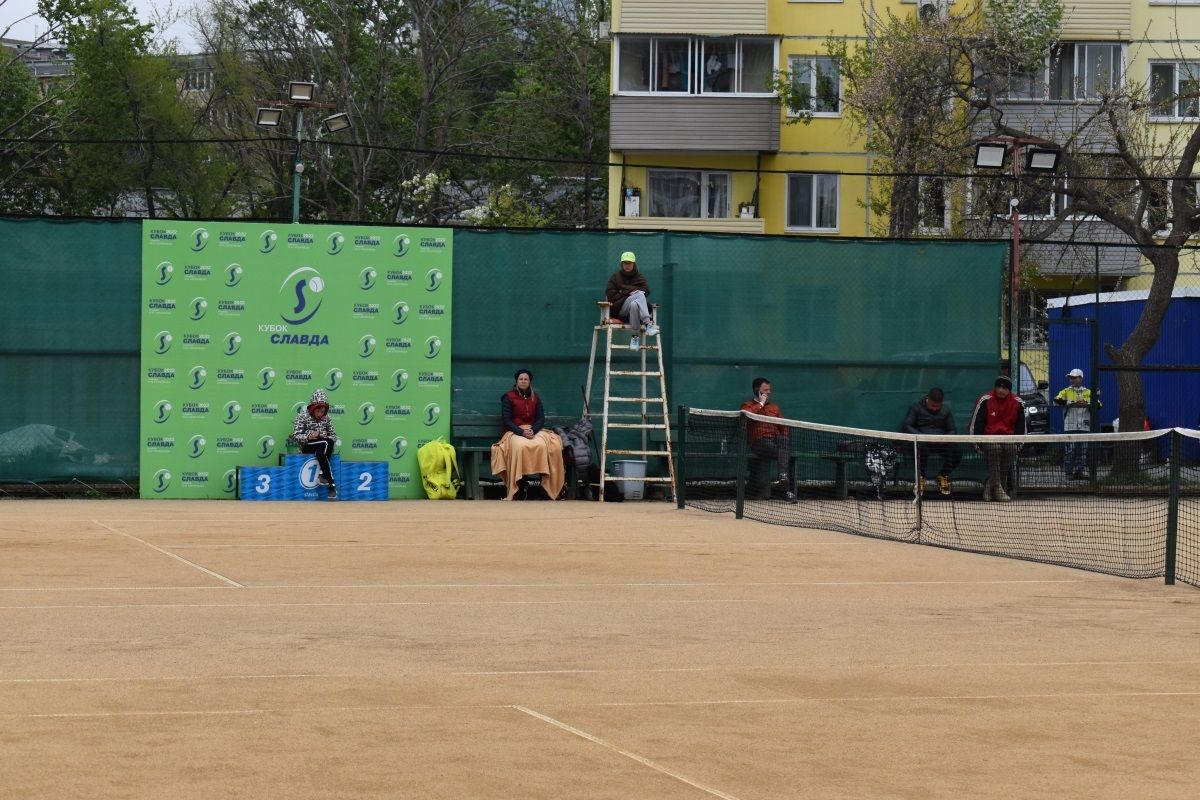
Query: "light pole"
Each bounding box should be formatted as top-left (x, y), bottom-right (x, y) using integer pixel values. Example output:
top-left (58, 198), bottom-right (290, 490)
top-left (974, 137), bottom-right (1061, 383)
top-left (255, 82), bottom-right (352, 224)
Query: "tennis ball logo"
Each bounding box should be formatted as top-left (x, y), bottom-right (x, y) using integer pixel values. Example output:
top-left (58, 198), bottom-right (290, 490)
top-left (392, 301), bottom-right (409, 325)
top-left (258, 367), bottom-right (276, 390)
top-left (299, 458), bottom-right (322, 489)
top-left (425, 269), bottom-right (443, 292)
top-left (189, 297), bottom-right (208, 321)
top-left (153, 331), bottom-right (173, 355)
top-left (153, 400), bottom-right (172, 423)
top-left (279, 267), bottom-right (324, 325)
top-left (222, 469), bottom-right (237, 494)
top-left (223, 332), bottom-right (242, 356)
top-left (260, 229), bottom-right (278, 253)
top-left (256, 435), bottom-right (276, 460)
top-left (189, 366), bottom-right (207, 389)
top-left (391, 369), bottom-right (409, 392)
top-left (188, 435), bottom-right (206, 458)
top-left (390, 436), bottom-right (408, 459)
top-left (223, 401), bottom-right (240, 424)
top-left (224, 263), bottom-right (243, 287)
top-left (155, 261), bottom-right (174, 285)
top-left (327, 368), bottom-right (343, 391)
top-left (360, 267), bottom-right (377, 290)
top-left (152, 469), bottom-right (172, 493)
top-left (327, 231), bottom-right (345, 255)
top-left (359, 335), bottom-right (377, 358)
top-left (393, 234), bottom-right (410, 257)
top-left (423, 403), bottom-right (441, 426)
top-left (424, 336), bottom-right (442, 359)
top-left (191, 227), bottom-right (209, 252)
top-left (359, 402), bottom-right (376, 425)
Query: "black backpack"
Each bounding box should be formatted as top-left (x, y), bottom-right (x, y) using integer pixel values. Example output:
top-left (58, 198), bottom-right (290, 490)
top-left (555, 416), bottom-right (594, 473)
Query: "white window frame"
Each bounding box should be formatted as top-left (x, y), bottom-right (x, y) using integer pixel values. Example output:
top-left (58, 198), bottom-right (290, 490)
top-left (1149, 61), bottom-right (1200, 121)
top-left (647, 169), bottom-right (732, 219)
top-left (917, 177), bottom-right (950, 233)
top-left (785, 173), bottom-right (840, 232)
top-left (786, 55), bottom-right (841, 117)
top-left (1001, 42), bottom-right (1125, 102)
top-left (1142, 179), bottom-right (1200, 235)
top-left (614, 36), bottom-right (778, 97)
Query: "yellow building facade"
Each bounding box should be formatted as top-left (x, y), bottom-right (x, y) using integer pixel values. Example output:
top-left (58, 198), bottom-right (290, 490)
top-left (607, 0), bottom-right (1200, 269)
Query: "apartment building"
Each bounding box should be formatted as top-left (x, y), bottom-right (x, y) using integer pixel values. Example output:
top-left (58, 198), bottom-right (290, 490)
top-left (605, 0), bottom-right (1200, 290)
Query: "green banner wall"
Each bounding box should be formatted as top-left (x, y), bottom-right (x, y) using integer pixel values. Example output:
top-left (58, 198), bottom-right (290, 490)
top-left (138, 222), bottom-right (452, 498)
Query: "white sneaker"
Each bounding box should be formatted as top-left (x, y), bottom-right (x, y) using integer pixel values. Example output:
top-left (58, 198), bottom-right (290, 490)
top-left (645, 323), bottom-right (659, 337)
top-left (629, 336), bottom-right (640, 351)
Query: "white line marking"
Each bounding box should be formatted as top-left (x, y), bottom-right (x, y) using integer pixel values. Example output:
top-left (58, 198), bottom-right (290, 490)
top-left (456, 660), bottom-right (1200, 676)
top-left (91, 520), bottom-right (243, 588)
top-left (0, 599), bottom-right (763, 611)
top-left (7, 691), bottom-right (1200, 721)
top-left (0, 673), bottom-right (351, 685)
top-left (512, 705), bottom-right (742, 800)
top-left (0, 578), bottom-right (1091, 593)
top-left (165, 541), bottom-right (858, 549)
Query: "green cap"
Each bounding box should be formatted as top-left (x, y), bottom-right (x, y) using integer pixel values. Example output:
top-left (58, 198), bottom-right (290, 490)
top-left (620, 251), bottom-right (636, 263)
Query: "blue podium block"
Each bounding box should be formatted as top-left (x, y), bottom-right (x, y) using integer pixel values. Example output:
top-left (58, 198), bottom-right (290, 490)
top-left (238, 457), bottom-right (387, 501)
top-left (337, 461), bottom-right (389, 501)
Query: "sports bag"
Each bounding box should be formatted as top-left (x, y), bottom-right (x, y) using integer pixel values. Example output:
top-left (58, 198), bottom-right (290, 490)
top-left (417, 437), bottom-right (461, 499)
top-left (555, 416), bottom-right (594, 473)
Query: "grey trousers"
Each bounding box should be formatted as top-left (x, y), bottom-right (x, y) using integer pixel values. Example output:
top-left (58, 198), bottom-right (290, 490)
top-left (619, 291), bottom-right (651, 329)
top-left (983, 444), bottom-right (1017, 488)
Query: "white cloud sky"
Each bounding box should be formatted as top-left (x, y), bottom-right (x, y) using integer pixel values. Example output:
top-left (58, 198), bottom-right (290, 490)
top-left (2, 0), bottom-right (202, 52)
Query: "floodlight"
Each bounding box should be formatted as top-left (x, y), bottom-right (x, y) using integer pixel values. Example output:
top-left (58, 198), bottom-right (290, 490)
top-left (288, 81), bottom-right (317, 102)
top-left (321, 113), bottom-right (352, 134)
top-left (255, 107), bottom-right (283, 127)
top-left (974, 142), bottom-right (1008, 169)
top-left (1026, 148), bottom-right (1061, 173)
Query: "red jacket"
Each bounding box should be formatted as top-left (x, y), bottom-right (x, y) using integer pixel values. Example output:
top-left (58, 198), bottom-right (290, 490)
top-left (970, 392), bottom-right (1026, 435)
top-left (740, 399), bottom-right (787, 444)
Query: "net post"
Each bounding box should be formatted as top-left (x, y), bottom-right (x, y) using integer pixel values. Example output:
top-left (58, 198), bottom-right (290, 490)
top-left (1165, 431), bottom-right (1181, 585)
top-left (675, 405), bottom-right (688, 509)
top-left (912, 437), bottom-right (922, 537)
top-left (734, 412), bottom-right (748, 519)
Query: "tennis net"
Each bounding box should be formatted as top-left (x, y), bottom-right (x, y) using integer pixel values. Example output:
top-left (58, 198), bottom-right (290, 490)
top-left (678, 408), bottom-right (1200, 588)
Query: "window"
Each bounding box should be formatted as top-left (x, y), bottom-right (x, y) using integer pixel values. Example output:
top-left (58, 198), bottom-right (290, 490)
top-left (1150, 62), bottom-right (1200, 119)
top-left (1142, 179), bottom-right (1200, 233)
top-left (616, 36), bottom-right (778, 95)
top-left (184, 69), bottom-right (214, 92)
top-left (786, 174), bottom-right (839, 231)
top-left (970, 175), bottom-right (1069, 220)
top-left (918, 178), bottom-right (949, 232)
top-left (787, 56), bottom-right (840, 114)
top-left (648, 170), bottom-right (731, 218)
top-left (1001, 43), bottom-right (1123, 101)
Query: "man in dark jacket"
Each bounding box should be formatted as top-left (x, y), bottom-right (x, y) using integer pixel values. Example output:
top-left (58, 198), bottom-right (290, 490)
top-left (902, 387), bottom-right (960, 496)
top-left (605, 251), bottom-right (657, 350)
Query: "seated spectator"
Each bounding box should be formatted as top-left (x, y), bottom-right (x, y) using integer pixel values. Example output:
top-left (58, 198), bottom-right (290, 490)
top-left (491, 368), bottom-right (565, 500)
top-left (605, 251), bottom-right (658, 351)
top-left (902, 387), bottom-right (961, 496)
top-left (291, 389), bottom-right (337, 500)
top-left (969, 376), bottom-right (1026, 502)
top-left (740, 377), bottom-right (796, 503)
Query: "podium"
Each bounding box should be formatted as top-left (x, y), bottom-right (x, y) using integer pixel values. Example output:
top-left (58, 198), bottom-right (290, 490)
top-left (238, 454), bottom-right (388, 501)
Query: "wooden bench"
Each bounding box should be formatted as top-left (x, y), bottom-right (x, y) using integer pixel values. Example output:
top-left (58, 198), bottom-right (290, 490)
top-left (453, 415), bottom-right (580, 500)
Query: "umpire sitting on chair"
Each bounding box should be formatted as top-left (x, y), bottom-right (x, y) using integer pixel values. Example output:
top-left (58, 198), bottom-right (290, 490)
top-left (292, 389), bottom-right (338, 500)
top-left (902, 387), bottom-right (961, 496)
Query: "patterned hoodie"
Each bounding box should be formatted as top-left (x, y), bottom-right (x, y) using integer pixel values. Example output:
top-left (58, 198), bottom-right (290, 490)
top-left (291, 389), bottom-right (337, 443)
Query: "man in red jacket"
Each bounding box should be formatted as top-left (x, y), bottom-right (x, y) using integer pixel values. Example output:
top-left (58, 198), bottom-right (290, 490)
top-left (969, 375), bottom-right (1026, 502)
top-left (740, 377), bottom-right (796, 502)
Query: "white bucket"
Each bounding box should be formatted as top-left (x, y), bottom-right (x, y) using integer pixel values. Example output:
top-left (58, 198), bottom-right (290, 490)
top-left (611, 460), bottom-right (647, 500)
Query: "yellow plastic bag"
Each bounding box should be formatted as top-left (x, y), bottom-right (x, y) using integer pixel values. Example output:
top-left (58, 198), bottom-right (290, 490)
top-left (417, 437), bottom-right (461, 499)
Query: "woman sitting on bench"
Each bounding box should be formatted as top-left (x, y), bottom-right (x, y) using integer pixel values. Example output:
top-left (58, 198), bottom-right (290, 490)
top-left (491, 368), bottom-right (565, 500)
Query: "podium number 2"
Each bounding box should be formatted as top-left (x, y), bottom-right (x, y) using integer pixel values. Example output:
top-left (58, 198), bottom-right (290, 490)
top-left (255, 475), bottom-right (271, 494)
top-left (357, 472), bottom-right (372, 492)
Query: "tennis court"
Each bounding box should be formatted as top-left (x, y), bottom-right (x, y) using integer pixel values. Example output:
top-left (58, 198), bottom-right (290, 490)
top-left (2, 499), bottom-right (1198, 799)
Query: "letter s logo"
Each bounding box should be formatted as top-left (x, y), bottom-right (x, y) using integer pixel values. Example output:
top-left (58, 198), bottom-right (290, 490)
top-left (425, 269), bottom-right (443, 292)
top-left (155, 262), bottom-right (174, 285)
top-left (424, 336), bottom-right (442, 359)
top-left (153, 400), bottom-right (172, 423)
top-left (191, 227), bottom-right (209, 251)
top-left (423, 403), bottom-right (441, 426)
top-left (152, 469), bottom-right (172, 493)
top-left (153, 331), bottom-right (172, 354)
top-left (359, 403), bottom-right (376, 425)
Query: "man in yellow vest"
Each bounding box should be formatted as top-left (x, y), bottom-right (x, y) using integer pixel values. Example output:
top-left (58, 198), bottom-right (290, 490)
top-left (1053, 368), bottom-right (1100, 479)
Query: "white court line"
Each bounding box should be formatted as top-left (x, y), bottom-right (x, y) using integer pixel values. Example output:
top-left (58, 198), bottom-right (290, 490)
top-left (0, 673), bottom-right (351, 685)
top-left (91, 520), bottom-right (243, 588)
top-left (458, 660), bottom-right (1200, 676)
top-left (0, 599), bottom-right (764, 611)
top-left (7, 690), bottom-right (1200, 721)
top-left (0, 578), bottom-right (1092, 593)
top-left (512, 705), bottom-right (742, 800)
top-left (165, 541), bottom-right (857, 549)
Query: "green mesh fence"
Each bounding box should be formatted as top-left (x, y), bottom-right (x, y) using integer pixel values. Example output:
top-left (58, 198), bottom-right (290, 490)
top-left (0, 217), bottom-right (142, 482)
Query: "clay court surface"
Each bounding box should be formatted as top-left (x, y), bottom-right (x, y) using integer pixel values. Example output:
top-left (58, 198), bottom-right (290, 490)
top-left (2, 500), bottom-right (1198, 799)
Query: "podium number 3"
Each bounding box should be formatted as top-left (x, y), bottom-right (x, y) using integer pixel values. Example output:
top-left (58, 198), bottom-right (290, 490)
top-left (255, 475), bottom-right (271, 494)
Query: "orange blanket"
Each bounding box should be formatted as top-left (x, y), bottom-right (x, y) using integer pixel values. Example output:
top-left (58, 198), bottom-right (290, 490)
top-left (490, 430), bottom-right (565, 500)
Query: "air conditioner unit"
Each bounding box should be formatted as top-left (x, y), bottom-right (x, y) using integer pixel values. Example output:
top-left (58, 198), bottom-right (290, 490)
top-left (917, 0), bottom-right (949, 23)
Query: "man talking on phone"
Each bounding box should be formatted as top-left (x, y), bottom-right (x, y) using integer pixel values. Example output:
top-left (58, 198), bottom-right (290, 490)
top-left (740, 377), bottom-right (795, 502)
